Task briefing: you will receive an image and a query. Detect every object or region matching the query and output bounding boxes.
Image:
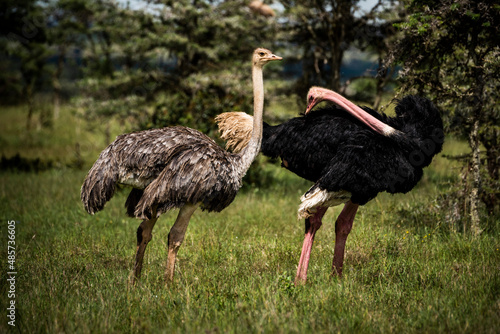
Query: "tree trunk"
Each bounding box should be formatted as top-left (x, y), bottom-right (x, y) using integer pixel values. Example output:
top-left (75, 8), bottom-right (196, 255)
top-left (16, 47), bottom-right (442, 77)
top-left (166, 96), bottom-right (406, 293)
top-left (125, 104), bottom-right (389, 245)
top-left (480, 130), bottom-right (500, 215)
top-left (469, 118), bottom-right (481, 236)
top-left (467, 32), bottom-right (485, 236)
top-left (329, 51), bottom-right (342, 92)
top-left (374, 58), bottom-right (396, 110)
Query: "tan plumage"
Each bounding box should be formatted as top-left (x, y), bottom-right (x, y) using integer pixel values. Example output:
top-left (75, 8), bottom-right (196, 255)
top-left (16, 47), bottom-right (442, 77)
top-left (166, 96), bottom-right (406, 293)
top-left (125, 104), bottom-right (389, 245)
top-left (215, 112), bottom-right (253, 153)
top-left (80, 48), bottom-right (282, 285)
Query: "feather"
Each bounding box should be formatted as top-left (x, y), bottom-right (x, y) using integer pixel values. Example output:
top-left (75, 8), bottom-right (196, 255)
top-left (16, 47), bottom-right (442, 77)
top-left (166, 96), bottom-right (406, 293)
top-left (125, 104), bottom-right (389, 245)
top-left (81, 126), bottom-right (242, 217)
top-left (215, 112), bottom-right (254, 153)
top-left (216, 95), bottom-right (443, 211)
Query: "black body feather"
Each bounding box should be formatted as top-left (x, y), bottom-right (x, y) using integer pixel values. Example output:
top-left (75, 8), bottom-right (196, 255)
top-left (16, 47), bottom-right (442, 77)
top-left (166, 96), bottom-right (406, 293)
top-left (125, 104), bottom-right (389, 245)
top-left (261, 95), bottom-right (444, 205)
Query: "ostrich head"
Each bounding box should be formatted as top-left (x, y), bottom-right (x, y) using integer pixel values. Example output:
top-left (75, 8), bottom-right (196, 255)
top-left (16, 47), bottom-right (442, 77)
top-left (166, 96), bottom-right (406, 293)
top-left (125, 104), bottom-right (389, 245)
top-left (305, 86), bottom-right (329, 114)
top-left (253, 48), bottom-right (282, 67)
top-left (305, 86), bottom-right (401, 137)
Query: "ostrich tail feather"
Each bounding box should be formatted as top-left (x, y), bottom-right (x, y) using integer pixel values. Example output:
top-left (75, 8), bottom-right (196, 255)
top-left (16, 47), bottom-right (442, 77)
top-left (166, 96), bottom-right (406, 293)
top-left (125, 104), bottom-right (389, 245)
top-left (80, 156), bottom-right (118, 215)
top-left (215, 112), bottom-right (254, 153)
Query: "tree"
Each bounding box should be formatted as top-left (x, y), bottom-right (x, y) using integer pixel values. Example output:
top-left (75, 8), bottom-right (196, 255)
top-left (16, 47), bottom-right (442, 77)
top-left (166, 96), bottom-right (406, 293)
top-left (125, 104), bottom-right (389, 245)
top-left (349, 1), bottom-right (405, 109)
top-left (73, 0), bottom-right (279, 141)
top-left (45, 0), bottom-right (92, 120)
top-left (385, 0), bottom-right (500, 233)
top-left (1, 0), bottom-right (51, 129)
top-left (277, 0), bottom-right (399, 101)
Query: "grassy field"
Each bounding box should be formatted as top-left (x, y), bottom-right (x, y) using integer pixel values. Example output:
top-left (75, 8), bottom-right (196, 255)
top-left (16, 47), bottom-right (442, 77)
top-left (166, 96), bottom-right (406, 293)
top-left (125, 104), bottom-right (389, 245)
top-left (0, 104), bottom-right (499, 333)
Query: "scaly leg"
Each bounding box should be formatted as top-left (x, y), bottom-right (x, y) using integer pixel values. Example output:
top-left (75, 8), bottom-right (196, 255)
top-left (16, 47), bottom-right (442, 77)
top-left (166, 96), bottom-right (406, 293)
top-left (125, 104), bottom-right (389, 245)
top-left (295, 206), bottom-right (328, 285)
top-left (332, 200), bottom-right (359, 277)
top-left (165, 204), bottom-right (198, 284)
top-left (131, 214), bottom-right (158, 285)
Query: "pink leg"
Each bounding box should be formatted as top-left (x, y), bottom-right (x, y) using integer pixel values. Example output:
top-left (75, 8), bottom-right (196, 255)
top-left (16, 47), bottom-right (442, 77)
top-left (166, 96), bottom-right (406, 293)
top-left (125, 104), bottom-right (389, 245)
top-left (295, 207), bottom-right (328, 285)
top-left (332, 201), bottom-right (359, 277)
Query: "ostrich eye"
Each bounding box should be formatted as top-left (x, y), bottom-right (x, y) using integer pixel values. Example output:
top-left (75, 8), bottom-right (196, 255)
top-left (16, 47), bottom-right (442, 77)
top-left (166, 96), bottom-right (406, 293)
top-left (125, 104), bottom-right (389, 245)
top-left (259, 52), bottom-right (265, 56)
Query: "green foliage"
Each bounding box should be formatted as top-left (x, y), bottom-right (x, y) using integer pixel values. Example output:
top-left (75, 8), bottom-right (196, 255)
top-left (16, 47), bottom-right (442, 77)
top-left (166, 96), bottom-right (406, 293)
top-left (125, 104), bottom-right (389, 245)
top-left (386, 0), bottom-right (500, 218)
top-left (0, 0), bottom-right (53, 129)
top-left (389, 0), bottom-right (500, 129)
top-left (346, 78), bottom-right (377, 103)
top-left (71, 0), bottom-right (278, 135)
top-left (145, 71), bottom-right (255, 137)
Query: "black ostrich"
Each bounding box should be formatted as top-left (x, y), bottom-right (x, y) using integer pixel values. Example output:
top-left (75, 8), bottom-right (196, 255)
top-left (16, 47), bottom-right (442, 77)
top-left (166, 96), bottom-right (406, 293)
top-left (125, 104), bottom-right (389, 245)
top-left (216, 87), bottom-right (444, 284)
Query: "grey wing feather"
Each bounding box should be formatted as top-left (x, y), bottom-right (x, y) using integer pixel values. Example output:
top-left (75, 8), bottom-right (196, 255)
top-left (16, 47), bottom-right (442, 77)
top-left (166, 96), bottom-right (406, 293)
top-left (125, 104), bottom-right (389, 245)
top-left (81, 126), bottom-right (241, 217)
top-left (80, 144), bottom-right (119, 214)
top-left (134, 141), bottom-right (242, 218)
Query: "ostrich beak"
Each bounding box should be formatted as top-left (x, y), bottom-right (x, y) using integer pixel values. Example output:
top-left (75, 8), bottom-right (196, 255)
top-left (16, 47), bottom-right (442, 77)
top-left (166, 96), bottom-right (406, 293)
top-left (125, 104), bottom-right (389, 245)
top-left (305, 86), bottom-right (327, 114)
top-left (268, 54), bottom-right (282, 61)
top-left (305, 96), bottom-right (322, 114)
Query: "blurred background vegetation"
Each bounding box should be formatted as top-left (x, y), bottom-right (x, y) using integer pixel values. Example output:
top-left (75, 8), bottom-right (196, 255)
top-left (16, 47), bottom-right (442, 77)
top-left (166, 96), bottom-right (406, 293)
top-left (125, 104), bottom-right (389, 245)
top-left (0, 0), bottom-right (499, 230)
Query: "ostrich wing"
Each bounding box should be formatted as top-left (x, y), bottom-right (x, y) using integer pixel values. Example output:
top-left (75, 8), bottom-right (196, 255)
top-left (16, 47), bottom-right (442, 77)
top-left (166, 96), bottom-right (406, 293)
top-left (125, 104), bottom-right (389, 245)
top-left (133, 139), bottom-right (242, 219)
top-left (312, 134), bottom-right (423, 206)
top-left (113, 126), bottom-right (208, 187)
top-left (82, 126), bottom-right (240, 216)
top-left (261, 109), bottom-right (357, 182)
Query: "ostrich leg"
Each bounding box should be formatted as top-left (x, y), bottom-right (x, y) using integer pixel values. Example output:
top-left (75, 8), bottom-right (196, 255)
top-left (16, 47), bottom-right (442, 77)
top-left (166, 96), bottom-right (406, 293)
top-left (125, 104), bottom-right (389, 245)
top-left (332, 201), bottom-right (359, 277)
top-left (165, 204), bottom-right (199, 284)
top-left (132, 214), bottom-right (158, 284)
top-left (295, 206), bottom-right (328, 285)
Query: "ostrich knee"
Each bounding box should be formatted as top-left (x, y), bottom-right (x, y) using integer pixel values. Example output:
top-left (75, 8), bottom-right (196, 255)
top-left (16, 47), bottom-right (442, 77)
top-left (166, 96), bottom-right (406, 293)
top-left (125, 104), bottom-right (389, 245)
top-left (137, 224), bottom-right (153, 246)
top-left (165, 234), bottom-right (187, 283)
top-left (167, 226), bottom-right (187, 253)
top-left (165, 222), bottom-right (190, 283)
top-left (335, 215), bottom-right (354, 238)
top-left (165, 204), bottom-right (198, 284)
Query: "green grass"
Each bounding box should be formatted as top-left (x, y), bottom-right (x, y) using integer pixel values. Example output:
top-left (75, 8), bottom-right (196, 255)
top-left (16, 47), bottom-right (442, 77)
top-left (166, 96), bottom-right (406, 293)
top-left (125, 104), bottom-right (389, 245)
top-left (0, 104), bottom-right (129, 167)
top-left (0, 104), bottom-right (499, 333)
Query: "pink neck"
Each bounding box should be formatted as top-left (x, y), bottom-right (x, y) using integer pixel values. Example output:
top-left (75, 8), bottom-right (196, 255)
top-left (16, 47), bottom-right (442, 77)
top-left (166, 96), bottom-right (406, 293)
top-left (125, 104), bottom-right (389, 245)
top-left (319, 89), bottom-right (399, 137)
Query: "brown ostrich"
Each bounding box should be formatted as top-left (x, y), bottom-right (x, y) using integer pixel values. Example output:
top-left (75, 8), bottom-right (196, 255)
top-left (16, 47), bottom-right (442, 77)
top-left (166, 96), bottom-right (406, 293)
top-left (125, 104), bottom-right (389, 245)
top-left (81, 48), bottom-right (281, 285)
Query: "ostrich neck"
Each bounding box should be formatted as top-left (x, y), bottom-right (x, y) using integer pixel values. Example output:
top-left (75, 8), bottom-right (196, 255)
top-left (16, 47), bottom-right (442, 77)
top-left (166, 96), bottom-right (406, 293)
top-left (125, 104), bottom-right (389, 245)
top-left (237, 64), bottom-right (264, 174)
top-left (321, 90), bottom-right (401, 137)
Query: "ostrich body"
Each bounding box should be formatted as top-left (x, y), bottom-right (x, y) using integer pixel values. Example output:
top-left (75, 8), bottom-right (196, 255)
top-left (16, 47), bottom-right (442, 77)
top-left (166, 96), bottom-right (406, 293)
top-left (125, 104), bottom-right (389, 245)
top-left (81, 48), bottom-right (281, 284)
top-left (216, 87), bottom-right (444, 284)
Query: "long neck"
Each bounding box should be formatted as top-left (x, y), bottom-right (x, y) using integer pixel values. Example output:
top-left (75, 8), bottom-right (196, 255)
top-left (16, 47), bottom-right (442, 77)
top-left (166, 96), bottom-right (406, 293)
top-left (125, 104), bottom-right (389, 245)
top-left (237, 64), bottom-right (264, 173)
top-left (323, 90), bottom-right (401, 137)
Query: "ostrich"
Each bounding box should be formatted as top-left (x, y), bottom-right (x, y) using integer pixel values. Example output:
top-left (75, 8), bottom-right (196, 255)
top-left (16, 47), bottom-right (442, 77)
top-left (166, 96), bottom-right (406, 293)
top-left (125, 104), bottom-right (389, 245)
top-left (216, 87), bottom-right (444, 284)
top-left (249, 0), bottom-right (275, 17)
top-left (81, 48), bottom-right (281, 285)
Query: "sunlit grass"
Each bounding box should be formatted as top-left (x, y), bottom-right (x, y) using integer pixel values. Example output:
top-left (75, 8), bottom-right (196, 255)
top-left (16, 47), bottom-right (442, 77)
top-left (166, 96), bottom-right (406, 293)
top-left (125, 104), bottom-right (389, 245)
top-left (1, 166), bottom-right (498, 333)
top-left (0, 103), bottom-right (498, 333)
